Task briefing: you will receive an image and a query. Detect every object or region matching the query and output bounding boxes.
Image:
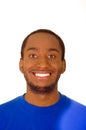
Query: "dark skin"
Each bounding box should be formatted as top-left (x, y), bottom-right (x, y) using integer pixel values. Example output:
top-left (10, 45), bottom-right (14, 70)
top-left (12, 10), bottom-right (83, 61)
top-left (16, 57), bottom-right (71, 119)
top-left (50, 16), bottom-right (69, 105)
top-left (19, 32), bottom-right (66, 106)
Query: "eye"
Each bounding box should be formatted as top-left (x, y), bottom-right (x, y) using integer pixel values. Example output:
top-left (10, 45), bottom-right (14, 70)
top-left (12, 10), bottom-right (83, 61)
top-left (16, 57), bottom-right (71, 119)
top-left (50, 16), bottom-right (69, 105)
top-left (48, 54), bottom-right (56, 59)
top-left (29, 54), bottom-right (38, 59)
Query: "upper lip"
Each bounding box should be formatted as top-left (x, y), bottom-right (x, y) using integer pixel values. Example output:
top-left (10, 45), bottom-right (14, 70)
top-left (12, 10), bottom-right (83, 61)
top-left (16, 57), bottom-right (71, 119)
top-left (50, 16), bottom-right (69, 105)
top-left (32, 70), bottom-right (53, 75)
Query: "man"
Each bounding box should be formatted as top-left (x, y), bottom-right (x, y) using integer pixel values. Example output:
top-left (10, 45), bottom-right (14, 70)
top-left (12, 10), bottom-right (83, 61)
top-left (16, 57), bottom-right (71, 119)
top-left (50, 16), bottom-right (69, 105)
top-left (0, 29), bottom-right (86, 129)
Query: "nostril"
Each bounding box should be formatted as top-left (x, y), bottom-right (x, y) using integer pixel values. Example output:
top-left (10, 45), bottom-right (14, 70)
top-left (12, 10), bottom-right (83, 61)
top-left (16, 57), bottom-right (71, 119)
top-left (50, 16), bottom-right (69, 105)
top-left (37, 59), bottom-right (50, 68)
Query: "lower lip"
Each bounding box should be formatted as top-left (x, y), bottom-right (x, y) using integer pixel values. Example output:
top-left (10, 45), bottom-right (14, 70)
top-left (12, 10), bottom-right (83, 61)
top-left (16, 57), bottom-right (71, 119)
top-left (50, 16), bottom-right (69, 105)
top-left (36, 76), bottom-right (50, 79)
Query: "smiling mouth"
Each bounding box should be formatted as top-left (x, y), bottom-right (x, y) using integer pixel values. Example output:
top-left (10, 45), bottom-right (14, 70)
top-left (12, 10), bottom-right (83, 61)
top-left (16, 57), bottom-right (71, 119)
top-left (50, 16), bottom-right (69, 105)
top-left (35, 73), bottom-right (51, 77)
top-left (33, 72), bottom-right (51, 78)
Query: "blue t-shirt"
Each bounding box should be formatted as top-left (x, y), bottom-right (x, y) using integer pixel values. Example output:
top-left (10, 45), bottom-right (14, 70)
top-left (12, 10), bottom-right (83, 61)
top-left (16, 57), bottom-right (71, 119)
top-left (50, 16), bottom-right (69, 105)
top-left (0, 93), bottom-right (86, 130)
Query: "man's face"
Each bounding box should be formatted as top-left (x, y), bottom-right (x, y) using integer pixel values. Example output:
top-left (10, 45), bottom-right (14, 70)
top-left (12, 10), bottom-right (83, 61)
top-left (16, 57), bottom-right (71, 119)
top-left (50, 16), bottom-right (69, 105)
top-left (20, 32), bottom-right (66, 94)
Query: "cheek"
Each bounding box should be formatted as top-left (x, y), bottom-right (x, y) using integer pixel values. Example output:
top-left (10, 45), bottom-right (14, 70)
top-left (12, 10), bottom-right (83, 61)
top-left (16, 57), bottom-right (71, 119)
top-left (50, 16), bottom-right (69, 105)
top-left (23, 62), bottom-right (35, 74)
top-left (53, 64), bottom-right (63, 74)
top-left (23, 57), bottom-right (37, 67)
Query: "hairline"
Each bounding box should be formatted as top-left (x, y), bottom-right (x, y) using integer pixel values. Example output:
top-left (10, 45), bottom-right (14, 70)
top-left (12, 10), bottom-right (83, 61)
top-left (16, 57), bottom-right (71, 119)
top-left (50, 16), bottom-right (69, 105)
top-left (21, 29), bottom-right (65, 60)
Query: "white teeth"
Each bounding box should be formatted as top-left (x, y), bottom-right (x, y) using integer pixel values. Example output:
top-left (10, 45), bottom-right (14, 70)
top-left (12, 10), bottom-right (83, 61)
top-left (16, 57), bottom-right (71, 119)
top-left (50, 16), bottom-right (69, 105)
top-left (35, 73), bottom-right (50, 77)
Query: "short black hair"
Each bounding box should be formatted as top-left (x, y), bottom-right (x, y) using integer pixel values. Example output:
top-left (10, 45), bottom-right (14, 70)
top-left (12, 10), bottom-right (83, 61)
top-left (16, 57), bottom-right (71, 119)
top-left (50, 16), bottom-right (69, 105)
top-left (21, 29), bottom-right (65, 60)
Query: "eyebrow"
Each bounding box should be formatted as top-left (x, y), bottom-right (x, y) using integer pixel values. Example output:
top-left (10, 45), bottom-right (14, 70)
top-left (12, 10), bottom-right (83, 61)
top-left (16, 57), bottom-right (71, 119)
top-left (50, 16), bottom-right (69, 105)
top-left (27, 47), bottom-right (38, 51)
top-left (26, 47), bottom-right (60, 53)
top-left (48, 48), bottom-right (60, 53)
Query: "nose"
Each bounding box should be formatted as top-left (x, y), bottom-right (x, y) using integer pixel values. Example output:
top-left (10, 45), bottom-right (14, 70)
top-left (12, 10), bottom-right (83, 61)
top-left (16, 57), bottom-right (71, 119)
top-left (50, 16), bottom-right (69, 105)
top-left (37, 56), bottom-right (50, 68)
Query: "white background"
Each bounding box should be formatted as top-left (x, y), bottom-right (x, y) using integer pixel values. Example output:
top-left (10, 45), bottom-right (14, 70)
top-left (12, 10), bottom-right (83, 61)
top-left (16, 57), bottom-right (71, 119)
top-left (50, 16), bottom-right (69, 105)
top-left (0, 0), bottom-right (86, 105)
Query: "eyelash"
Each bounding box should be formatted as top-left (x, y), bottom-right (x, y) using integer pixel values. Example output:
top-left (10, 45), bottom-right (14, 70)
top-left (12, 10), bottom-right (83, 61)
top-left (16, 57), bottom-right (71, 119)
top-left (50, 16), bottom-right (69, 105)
top-left (29, 54), bottom-right (56, 60)
top-left (48, 55), bottom-right (56, 59)
top-left (29, 54), bottom-right (38, 58)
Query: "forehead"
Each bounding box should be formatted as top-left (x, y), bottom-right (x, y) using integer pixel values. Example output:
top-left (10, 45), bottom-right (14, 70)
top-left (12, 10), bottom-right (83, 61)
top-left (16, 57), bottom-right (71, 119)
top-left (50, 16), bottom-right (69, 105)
top-left (24, 32), bottom-right (61, 51)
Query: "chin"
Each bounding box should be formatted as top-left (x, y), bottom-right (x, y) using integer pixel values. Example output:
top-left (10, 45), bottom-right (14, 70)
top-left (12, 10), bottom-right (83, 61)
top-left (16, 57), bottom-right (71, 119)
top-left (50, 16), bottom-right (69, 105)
top-left (27, 81), bottom-right (57, 94)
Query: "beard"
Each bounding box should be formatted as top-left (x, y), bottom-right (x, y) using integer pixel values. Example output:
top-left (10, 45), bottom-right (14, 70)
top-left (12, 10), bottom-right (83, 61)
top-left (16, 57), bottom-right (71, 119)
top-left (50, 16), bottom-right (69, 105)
top-left (24, 74), bottom-right (60, 95)
top-left (27, 81), bottom-right (57, 94)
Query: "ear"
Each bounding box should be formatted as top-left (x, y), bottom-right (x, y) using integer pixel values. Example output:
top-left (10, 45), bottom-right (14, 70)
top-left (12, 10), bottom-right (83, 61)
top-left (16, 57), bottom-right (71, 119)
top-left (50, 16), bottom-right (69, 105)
top-left (19, 58), bottom-right (24, 73)
top-left (61, 59), bottom-right (66, 74)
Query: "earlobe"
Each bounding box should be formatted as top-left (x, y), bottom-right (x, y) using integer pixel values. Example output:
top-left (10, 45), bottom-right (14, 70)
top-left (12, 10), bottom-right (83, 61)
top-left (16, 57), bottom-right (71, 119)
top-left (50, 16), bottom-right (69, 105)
top-left (19, 58), bottom-right (24, 73)
top-left (61, 59), bottom-right (66, 73)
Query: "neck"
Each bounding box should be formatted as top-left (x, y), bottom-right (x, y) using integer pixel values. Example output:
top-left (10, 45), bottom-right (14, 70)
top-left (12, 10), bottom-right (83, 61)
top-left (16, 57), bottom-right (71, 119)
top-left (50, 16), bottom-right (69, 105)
top-left (24, 86), bottom-right (60, 107)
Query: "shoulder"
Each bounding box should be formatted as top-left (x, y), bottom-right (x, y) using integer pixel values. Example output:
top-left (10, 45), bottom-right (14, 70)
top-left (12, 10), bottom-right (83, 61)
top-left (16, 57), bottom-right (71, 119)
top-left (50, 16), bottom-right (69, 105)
top-left (0, 95), bottom-right (23, 113)
top-left (64, 94), bottom-right (86, 108)
top-left (0, 95), bottom-right (24, 129)
top-left (59, 94), bottom-right (86, 129)
top-left (62, 94), bottom-right (86, 116)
